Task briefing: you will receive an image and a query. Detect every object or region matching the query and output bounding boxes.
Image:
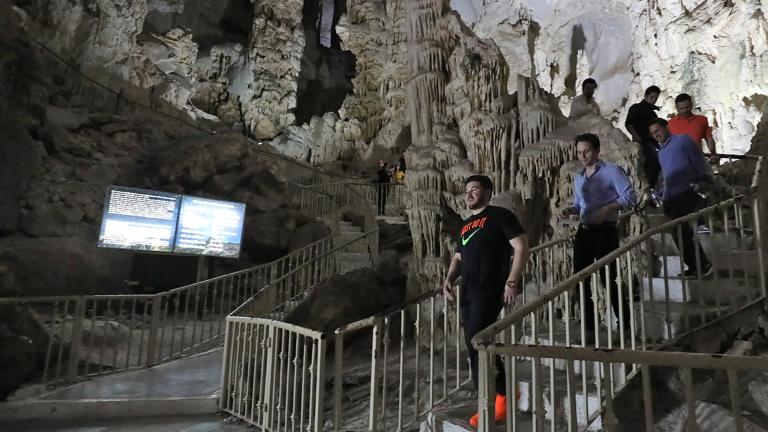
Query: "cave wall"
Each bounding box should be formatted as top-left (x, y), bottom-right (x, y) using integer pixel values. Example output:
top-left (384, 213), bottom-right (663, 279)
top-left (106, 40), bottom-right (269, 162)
top-left (464, 0), bottom-right (768, 155)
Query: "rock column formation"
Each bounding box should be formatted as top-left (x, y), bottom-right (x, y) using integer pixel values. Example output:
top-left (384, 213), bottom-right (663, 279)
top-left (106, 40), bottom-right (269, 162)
top-left (240, 0), bottom-right (305, 140)
top-left (404, 0), bottom-right (452, 290)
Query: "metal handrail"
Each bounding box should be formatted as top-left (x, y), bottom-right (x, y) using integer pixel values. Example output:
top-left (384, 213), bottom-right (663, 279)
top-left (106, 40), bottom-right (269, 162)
top-left (473, 156), bottom-right (763, 347)
top-left (230, 228), bottom-right (379, 317)
top-left (470, 155), bottom-right (765, 432)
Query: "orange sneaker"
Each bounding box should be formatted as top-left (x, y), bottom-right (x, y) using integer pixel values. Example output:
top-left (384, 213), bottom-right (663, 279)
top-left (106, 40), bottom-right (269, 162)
top-left (469, 393), bottom-right (510, 427)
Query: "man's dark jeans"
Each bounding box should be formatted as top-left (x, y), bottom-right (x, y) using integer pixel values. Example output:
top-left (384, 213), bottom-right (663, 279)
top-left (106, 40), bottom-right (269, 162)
top-left (461, 297), bottom-right (506, 395)
top-left (376, 183), bottom-right (388, 215)
top-left (663, 190), bottom-right (711, 273)
top-left (641, 139), bottom-right (661, 187)
top-left (573, 223), bottom-right (631, 331)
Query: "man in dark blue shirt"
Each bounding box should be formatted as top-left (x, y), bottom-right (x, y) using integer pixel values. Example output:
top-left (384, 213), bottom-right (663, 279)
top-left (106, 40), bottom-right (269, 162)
top-left (649, 119), bottom-right (712, 278)
top-left (561, 133), bottom-right (636, 333)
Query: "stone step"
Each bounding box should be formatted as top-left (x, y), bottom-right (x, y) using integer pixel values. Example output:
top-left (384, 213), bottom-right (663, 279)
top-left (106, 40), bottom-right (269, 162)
top-left (337, 253), bottom-right (372, 273)
top-left (421, 402), bottom-right (534, 432)
top-left (641, 275), bottom-right (755, 305)
top-left (339, 225), bottom-right (363, 232)
top-left (420, 358), bottom-right (615, 432)
top-left (653, 252), bottom-right (760, 277)
top-left (650, 232), bottom-right (754, 256)
top-left (512, 358), bottom-right (608, 431)
top-left (335, 238), bottom-right (370, 253)
top-left (635, 301), bottom-right (730, 342)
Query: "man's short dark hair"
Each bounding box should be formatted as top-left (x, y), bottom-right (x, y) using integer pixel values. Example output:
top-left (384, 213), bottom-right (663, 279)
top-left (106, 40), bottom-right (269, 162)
top-left (575, 133), bottom-right (600, 151)
top-left (465, 175), bottom-right (494, 192)
top-left (675, 93), bottom-right (692, 104)
top-left (582, 78), bottom-right (597, 88)
top-left (650, 118), bottom-right (668, 128)
top-left (645, 85), bottom-right (661, 96)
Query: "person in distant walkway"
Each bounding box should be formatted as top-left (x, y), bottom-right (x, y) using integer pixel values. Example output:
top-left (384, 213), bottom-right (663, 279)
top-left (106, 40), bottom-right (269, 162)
top-left (626, 86), bottom-right (662, 187)
top-left (398, 153), bottom-right (407, 172)
top-left (560, 133), bottom-right (635, 335)
top-left (375, 160), bottom-right (391, 215)
top-left (393, 161), bottom-right (405, 184)
top-left (649, 119), bottom-right (713, 278)
top-left (669, 93), bottom-right (720, 163)
top-left (569, 78), bottom-right (601, 120)
top-left (441, 175), bottom-right (530, 428)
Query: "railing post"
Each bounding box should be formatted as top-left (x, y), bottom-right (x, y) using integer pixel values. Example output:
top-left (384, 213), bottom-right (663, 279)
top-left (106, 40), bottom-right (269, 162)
top-left (146, 295), bottom-right (162, 366)
top-left (314, 335), bottom-right (327, 432)
top-left (754, 196), bottom-right (768, 306)
top-left (219, 319), bottom-right (232, 411)
top-left (333, 333), bottom-right (344, 431)
top-left (262, 325), bottom-right (276, 429)
top-left (67, 297), bottom-right (86, 382)
top-left (369, 320), bottom-right (383, 432)
top-left (476, 347), bottom-right (495, 432)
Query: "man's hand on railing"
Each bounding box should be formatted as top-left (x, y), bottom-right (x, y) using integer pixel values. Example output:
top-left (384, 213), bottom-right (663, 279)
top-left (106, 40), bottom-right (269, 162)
top-left (440, 280), bottom-right (454, 302)
top-left (504, 280), bottom-right (520, 305)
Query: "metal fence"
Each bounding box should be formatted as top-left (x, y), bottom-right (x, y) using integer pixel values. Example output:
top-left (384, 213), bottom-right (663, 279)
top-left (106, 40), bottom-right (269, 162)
top-left (472, 155), bottom-right (765, 432)
top-left (5, 236), bottom-right (335, 386)
top-left (332, 291), bottom-right (466, 432)
top-left (220, 230), bottom-right (379, 430)
top-left (220, 316), bottom-right (326, 432)
top-left (344, 182), bottom-right (407, 217)
top-left (328, 231), bottom-right (579, 431)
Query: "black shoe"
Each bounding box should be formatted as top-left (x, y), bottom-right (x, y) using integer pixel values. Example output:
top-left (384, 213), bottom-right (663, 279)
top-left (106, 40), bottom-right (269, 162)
top-left (681, 264), bottom-right (712, 279)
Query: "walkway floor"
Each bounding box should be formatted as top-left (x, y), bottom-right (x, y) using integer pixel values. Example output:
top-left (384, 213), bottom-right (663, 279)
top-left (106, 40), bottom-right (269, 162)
top-left (41, 348), bottom-right (223, 400)
top-left (10, 414), bottom-right (252, 432)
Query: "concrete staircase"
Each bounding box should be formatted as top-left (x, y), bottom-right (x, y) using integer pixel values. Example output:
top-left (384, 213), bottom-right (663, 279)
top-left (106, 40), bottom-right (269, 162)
top-left (337, 219), bottom-right (373, 274)
top-left (423, 209), bottom-right (763, 431)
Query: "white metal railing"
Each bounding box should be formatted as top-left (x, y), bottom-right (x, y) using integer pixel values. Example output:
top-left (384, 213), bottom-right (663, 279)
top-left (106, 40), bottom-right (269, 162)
top-left (220, 230), bottom-right (379, 430)
top-left (345, 182), bottom-right (407, 217)
top-left (5, 235), bottom-right (335, 386)
top-left (328, 233), bottom-right (577, 431)
top-left (472, 155), bottom-right (765, 432)
top-left (6, 38), bottom-right (378, 391)
top-left (301, 181), bottom-right (380, 260)
top-left (220, 316), bottom-right (326, 431)
top-left (332, 291), bottom-right (466, 432)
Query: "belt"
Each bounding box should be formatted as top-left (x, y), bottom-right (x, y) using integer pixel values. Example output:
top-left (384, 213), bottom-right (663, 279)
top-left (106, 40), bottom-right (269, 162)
top-left (578, 221), bottom-right (617, 230)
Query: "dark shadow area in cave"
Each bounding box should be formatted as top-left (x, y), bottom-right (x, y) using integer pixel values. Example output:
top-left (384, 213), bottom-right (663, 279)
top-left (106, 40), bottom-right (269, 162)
top-left (564, 24), bottom-right (586, 96)
top-left (295, 0), bottom-right (356, 124)
top-left (143, 0), bottom-right (254, 52)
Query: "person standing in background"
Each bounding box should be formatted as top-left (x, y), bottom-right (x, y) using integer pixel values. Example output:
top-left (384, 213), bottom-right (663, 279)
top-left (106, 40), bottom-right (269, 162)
top-left (626, 86), bottom-right (662, 187)
top-left (669, 93), bottom-right (720, 163)
top-left (569, 78), bottom-right (601, 120)
top-left (375, 160), bottom-right (391, 215)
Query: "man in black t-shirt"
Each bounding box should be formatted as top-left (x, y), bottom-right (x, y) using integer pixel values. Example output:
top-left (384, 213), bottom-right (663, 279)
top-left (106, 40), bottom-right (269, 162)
top-left (441, 175), bottom-right (530, 427)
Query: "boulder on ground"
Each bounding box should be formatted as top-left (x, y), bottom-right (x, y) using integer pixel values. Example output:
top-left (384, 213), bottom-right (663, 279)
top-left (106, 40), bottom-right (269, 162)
top-left (284, 250), bottom-right (407, 334)
top-left (0, 300), bottom-right (50, 401)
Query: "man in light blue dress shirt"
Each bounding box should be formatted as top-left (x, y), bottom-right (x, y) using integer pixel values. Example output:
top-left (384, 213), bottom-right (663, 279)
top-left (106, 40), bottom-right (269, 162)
top-left (649, 118), bottom-right (712, 278)
top-left (561, 133), bottom-right (636, 333)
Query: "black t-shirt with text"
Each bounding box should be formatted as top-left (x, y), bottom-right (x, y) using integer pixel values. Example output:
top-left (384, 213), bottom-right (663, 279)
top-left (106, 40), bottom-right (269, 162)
top-left (456, 206), bottom-right (525, 303)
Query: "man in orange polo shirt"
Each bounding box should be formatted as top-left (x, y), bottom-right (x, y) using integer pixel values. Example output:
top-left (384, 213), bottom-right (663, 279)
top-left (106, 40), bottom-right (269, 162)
top-left (669, 93), bottom-right (719, 163)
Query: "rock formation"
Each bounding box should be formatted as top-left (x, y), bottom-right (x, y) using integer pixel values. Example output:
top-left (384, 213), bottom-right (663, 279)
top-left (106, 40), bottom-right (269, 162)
top-left (0, 8), bottom-right (329, 296)
top-left (467, 0), bottom-right (768, 155)
top-left (238, 0), bottom-right (305, 139)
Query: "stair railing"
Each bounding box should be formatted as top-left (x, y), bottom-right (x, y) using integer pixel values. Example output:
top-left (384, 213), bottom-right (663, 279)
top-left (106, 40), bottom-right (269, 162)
top-left (330, 235), bottom-right (575, 431)
top-left (472, 155), bottom-right (765, 432)
top-left (219, 229), bottom-right (379, 431)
